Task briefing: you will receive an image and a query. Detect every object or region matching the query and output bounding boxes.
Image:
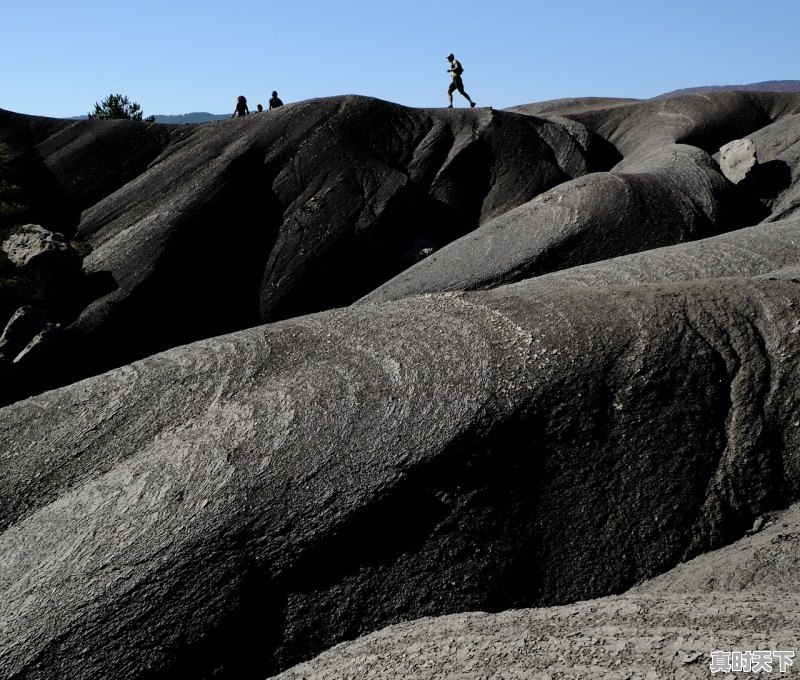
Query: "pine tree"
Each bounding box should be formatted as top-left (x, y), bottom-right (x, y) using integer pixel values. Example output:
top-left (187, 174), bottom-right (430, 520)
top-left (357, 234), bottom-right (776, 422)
top-left (88, 94), bottom-right (156, 123)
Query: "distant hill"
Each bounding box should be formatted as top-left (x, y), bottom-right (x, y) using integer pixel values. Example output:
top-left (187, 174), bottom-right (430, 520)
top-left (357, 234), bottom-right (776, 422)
top-left (656, 80), bottom-right (800, 98)
top-left (69, 112), bottom-right (228, 124)
top-left (151, 112), bottom-right (229, 124)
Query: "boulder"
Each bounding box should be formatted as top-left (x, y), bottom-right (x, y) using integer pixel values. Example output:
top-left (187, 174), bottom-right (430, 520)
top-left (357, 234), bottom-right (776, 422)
top-left (719, 137), bottom-right (758, 184)
top-left (2, 224), bottom-right (80, 275)
top-left (0, 225), bottom-right (83, 334)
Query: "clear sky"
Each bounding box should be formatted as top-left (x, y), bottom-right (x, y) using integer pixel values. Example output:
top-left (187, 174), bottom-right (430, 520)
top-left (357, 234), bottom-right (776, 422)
top-left (3, 0), bottom-right (799, 118)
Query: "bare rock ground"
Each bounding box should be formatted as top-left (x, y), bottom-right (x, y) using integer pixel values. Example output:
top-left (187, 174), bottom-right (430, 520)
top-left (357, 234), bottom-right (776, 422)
top-left (3, 91), bottom-right (800, 680)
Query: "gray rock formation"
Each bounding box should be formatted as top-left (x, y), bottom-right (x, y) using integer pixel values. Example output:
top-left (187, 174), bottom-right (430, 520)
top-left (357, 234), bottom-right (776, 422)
top-left (570, 91), bottom-right (800, 156)
top-left (271, 504), bottom-right (800, 679)
top-left (37, 96), bottom-right (608, 393)
top-left (0, 108), bottom-right (188, 235)
top-left (719, 137), bottom-right (758, 184)
top-left (361, 143), bottom-right (737, 302)
top-left (732, 112), bottom-right (800, 222)
top-left (2, 224), bottom-right (80, 273)
top-left (2, 252), bottom-right (800, 678)
top-left (4, 90), bottom-right (800, 680)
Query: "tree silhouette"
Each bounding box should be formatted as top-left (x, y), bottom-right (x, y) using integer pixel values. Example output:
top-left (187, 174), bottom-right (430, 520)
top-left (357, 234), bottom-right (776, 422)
top-left (88, 94), bottom-right (156, 123)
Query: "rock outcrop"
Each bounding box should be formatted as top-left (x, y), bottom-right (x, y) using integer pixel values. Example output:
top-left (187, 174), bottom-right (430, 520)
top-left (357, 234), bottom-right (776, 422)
top-left (719, 137), bottom-right (759, 184)
top-left (8, 97), bottom-right (609, 397)
top-left (0, 225), bottom-right (83, 335)
top-left (3, 89), bottom-right (800, 680)
top-left (735, 112), bottom-right (800, 222)
top-left (569, 90), bottom-right (800, 156)
top-left (361, 143), bottom-right (738, 302)
top-left (2, 253), bottom-right (800, 678)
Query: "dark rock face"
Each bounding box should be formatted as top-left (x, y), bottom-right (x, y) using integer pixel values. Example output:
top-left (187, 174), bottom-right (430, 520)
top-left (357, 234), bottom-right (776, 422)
top-left (0, 108), bottom-right (184, 237)
top-left (738, 112), bottom-right (800, 222)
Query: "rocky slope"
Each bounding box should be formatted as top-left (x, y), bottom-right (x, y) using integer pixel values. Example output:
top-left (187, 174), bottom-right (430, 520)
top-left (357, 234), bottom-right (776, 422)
top-left (272, 504), bottom-right (800, 679)
top-left (0, 96), bottom-right (615, 401)
top-left (1, 90), bottom-right (800, 679)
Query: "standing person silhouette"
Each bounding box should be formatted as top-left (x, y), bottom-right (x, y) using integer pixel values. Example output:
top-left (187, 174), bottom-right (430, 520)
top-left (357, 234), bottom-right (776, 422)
top-left (231, 96), bottom-right (249, 118)
top-left (446, 53), bottom-right (476, 108)
top-left (269, 91), bottom-right (284, 109)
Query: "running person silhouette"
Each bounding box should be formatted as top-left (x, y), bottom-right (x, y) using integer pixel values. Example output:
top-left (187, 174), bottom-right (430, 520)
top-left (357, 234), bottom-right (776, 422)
top-left (446, 53), bottom-right (476, 108)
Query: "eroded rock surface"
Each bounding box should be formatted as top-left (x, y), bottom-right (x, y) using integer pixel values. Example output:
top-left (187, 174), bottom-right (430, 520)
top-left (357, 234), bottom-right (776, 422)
top-left (1, 97), bottom-right (612, 400)
top-left (362, 143), bottom-right (739, 302)
top-left (272, 504), bottom-right (800, 679)
top-left (3, 90), bottom-right (800, 680)
top-left (2, 259), bottom-right (800, 678)
top-left (569, 90), bottom-right (800, 156)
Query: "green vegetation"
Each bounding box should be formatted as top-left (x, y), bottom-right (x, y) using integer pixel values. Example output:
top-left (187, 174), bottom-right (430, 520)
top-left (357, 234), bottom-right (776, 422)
top-left (88, 94), bottom-right (156, 123)
top-left (0, 143), bottom-right (26, 238)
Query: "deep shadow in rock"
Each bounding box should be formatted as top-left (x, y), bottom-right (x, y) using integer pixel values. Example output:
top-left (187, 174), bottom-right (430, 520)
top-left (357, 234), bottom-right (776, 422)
top-left (6, 155), bottom-right (82, 238)
top-left (751, 159), bottom-right (793, 200)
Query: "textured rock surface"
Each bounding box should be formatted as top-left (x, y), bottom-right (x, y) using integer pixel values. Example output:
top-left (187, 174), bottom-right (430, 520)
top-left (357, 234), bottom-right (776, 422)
top-left (6, 96), bottom-right (608, 398)
top-left (4, 90), bottom-right (800, 680)
top-left (271, 504), bottom-right (800, 679)
top-left (2, 224), bottom-right (79, 272)
top-left (2, 259), bottom-right (800, 678)
top-left (361, 144), bottom-right (738, 302)
top-left (525, 215), bottom-right (800, 289)
top-left (719, 137), bottom-right (758, 184)
top-left (570, 91), bottom-right (800, 156)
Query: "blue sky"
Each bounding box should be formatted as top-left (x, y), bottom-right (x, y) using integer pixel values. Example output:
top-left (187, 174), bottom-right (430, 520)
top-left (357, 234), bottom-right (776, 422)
top-left (3, 0), bottom-right (799, 118)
